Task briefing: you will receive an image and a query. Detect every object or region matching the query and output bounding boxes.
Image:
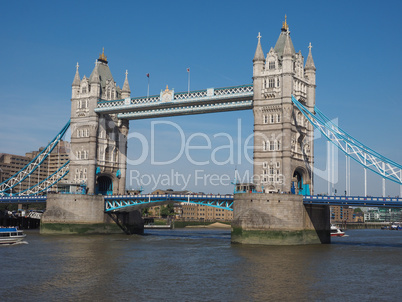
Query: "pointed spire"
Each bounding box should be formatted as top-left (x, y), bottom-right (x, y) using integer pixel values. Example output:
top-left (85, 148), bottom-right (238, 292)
top-left (122, 70), bottom-right (131, 93)
top-left (283, 32), bottom-right (293, 57)
top-left (72, 62), bottom-right (80, 86)
top-left (274, 17), bottom-right (295, 58)
top-left (305, 42), bottom-right (316, 70)
top-left (90, 60), bottom-right (100, 84)
top-left (253, 32), bottom-right (265, 62)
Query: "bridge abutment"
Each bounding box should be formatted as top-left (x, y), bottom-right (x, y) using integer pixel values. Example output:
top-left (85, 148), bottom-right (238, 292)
top-left (231, 193), bottom-right (330, 245)
top-left (40, 195), bottom-right (122, 234)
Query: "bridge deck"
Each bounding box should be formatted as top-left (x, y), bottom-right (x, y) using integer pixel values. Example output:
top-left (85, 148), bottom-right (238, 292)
top-left (94, 85), bottom-right (253, 119)
top-left (1, 194), bottom-right (401, 211)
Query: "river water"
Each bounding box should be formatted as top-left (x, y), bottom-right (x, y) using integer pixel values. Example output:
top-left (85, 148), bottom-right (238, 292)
top-left (0, 228), bottom-right (401, 301)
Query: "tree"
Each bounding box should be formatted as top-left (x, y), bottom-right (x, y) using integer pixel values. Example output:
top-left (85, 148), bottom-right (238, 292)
top-left (142, 207), bottom-right (150, 216)
top-left (160, 204), bottom-right (175, 217)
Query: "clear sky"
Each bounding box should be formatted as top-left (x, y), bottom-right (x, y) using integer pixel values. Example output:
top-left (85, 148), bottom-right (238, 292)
top-left (0, 0), bottom-right (401, 196)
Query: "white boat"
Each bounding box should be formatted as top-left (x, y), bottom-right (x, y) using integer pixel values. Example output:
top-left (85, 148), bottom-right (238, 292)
top-left (330, 224), bottom-right (346, 237)
top-left (0, 227), bottom-right (26, 244)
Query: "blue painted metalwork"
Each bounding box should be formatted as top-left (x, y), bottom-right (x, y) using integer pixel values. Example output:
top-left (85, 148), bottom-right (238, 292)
top-left (104, 194), bottom-right (234, 212)
top-left (303, 195), bottom-right (402, 208)
top-left (291, 96), bottom-right (402, 185)
top-left (104, 194), bottom-right (402, 212)
top-left (0, 120), bottom-right (71, 196)
top-left (1, 194), bottom-right (401, 209)
top-left (0, 195), bottom-right (47, 204)
top-left (18, 161), bottom-right (70, 196)
top-left (94, 85), bottom-right (253, 119)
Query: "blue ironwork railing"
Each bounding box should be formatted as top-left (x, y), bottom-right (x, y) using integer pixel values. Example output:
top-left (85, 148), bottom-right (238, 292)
top-left (104, 194), bottom-right (234, 212)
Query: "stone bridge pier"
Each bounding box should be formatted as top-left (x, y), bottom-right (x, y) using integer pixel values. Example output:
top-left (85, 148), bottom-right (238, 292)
top-left (231, 193), bottom-right (330, 245)
top-left (40, 195), bottom-right (144, 235)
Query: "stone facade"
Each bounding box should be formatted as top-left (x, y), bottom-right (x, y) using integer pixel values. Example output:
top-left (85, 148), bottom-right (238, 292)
top-left (252, 19), bottom-right (316, 195)
top-left (232, 193), bottom-right (330, 245)
top-left (41, 194), bottom-right (122, 234)
top-left (70, 50), bottom-right (130, 195)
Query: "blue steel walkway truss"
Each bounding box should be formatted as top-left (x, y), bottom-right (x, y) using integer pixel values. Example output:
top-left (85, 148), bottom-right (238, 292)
top-left (95, 85), bottom-right (254, 119)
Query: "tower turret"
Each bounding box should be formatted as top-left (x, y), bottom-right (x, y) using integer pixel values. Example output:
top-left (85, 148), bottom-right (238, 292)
top-left (305, 43), bottom-right (316, 109)
top-left (90, 61), bottom-right (101, 97)
top-left (72, 62), bottom-right (80, 98)
top-left (121, 70), bottom-right (131, 99)
top-left (253, 32), bottom-right (265, 100)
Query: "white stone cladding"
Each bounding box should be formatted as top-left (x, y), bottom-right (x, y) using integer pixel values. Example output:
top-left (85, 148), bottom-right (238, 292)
top-left (70, 53), bottom-right (130, 195)
top-left (253, 23), bottom-right (316, 194)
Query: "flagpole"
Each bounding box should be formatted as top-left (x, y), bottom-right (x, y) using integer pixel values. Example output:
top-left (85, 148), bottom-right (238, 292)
top-left (147, 73), bottom-right (150, 97)
top-left (187, 68), bottom-right (190, 95)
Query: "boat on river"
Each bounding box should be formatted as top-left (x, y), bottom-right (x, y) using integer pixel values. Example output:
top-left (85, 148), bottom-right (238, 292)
top-left (331, 224), bottom-right (346, 237)
top-left (0, 227), bottom-right (26, 245)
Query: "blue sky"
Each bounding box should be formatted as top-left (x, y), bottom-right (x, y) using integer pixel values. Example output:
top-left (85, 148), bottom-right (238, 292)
top-left (0, 0), bottom-right (401, 196)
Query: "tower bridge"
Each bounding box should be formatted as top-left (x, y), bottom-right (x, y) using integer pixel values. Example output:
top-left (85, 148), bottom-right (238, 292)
top-left (1, 18), bottom-right (401, 244)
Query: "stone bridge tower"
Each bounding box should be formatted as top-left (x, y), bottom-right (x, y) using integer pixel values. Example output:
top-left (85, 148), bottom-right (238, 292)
top-left (70, 49), bottom-right (130, 195)
top-left (252, 18), bottom-right (316, 195)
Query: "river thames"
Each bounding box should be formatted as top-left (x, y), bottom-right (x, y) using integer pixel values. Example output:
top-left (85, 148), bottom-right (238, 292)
top-left (0, 228), bottom-right (401, 301)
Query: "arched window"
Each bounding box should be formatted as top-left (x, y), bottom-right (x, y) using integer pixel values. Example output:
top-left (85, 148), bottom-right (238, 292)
top-left (277, 114), bottom-right (281, 123)
top-left (270, 114), bottom-right (274, 123)
top-left (105, 147), bottom-right (111, 162)
top-left (263, 141), bottom-right (266, 151)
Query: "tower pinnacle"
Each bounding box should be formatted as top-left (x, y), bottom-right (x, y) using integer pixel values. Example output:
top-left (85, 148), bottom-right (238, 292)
top-left (72, 62), bottom-right (80, 86)
top-left (98, 47), bottom-right (108, 64)
top-left (122, 69), bottom-right (131, 97)
top-left (282, 15), bottom-right (289, 32)
top-left (305, 42), bottom-right (316, 70)
top-left (253, 32), bottom-right (265, 62)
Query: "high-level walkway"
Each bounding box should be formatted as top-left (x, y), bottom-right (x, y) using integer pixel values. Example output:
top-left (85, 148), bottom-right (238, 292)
top-left (94, 84), bottom-right (253, 119)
